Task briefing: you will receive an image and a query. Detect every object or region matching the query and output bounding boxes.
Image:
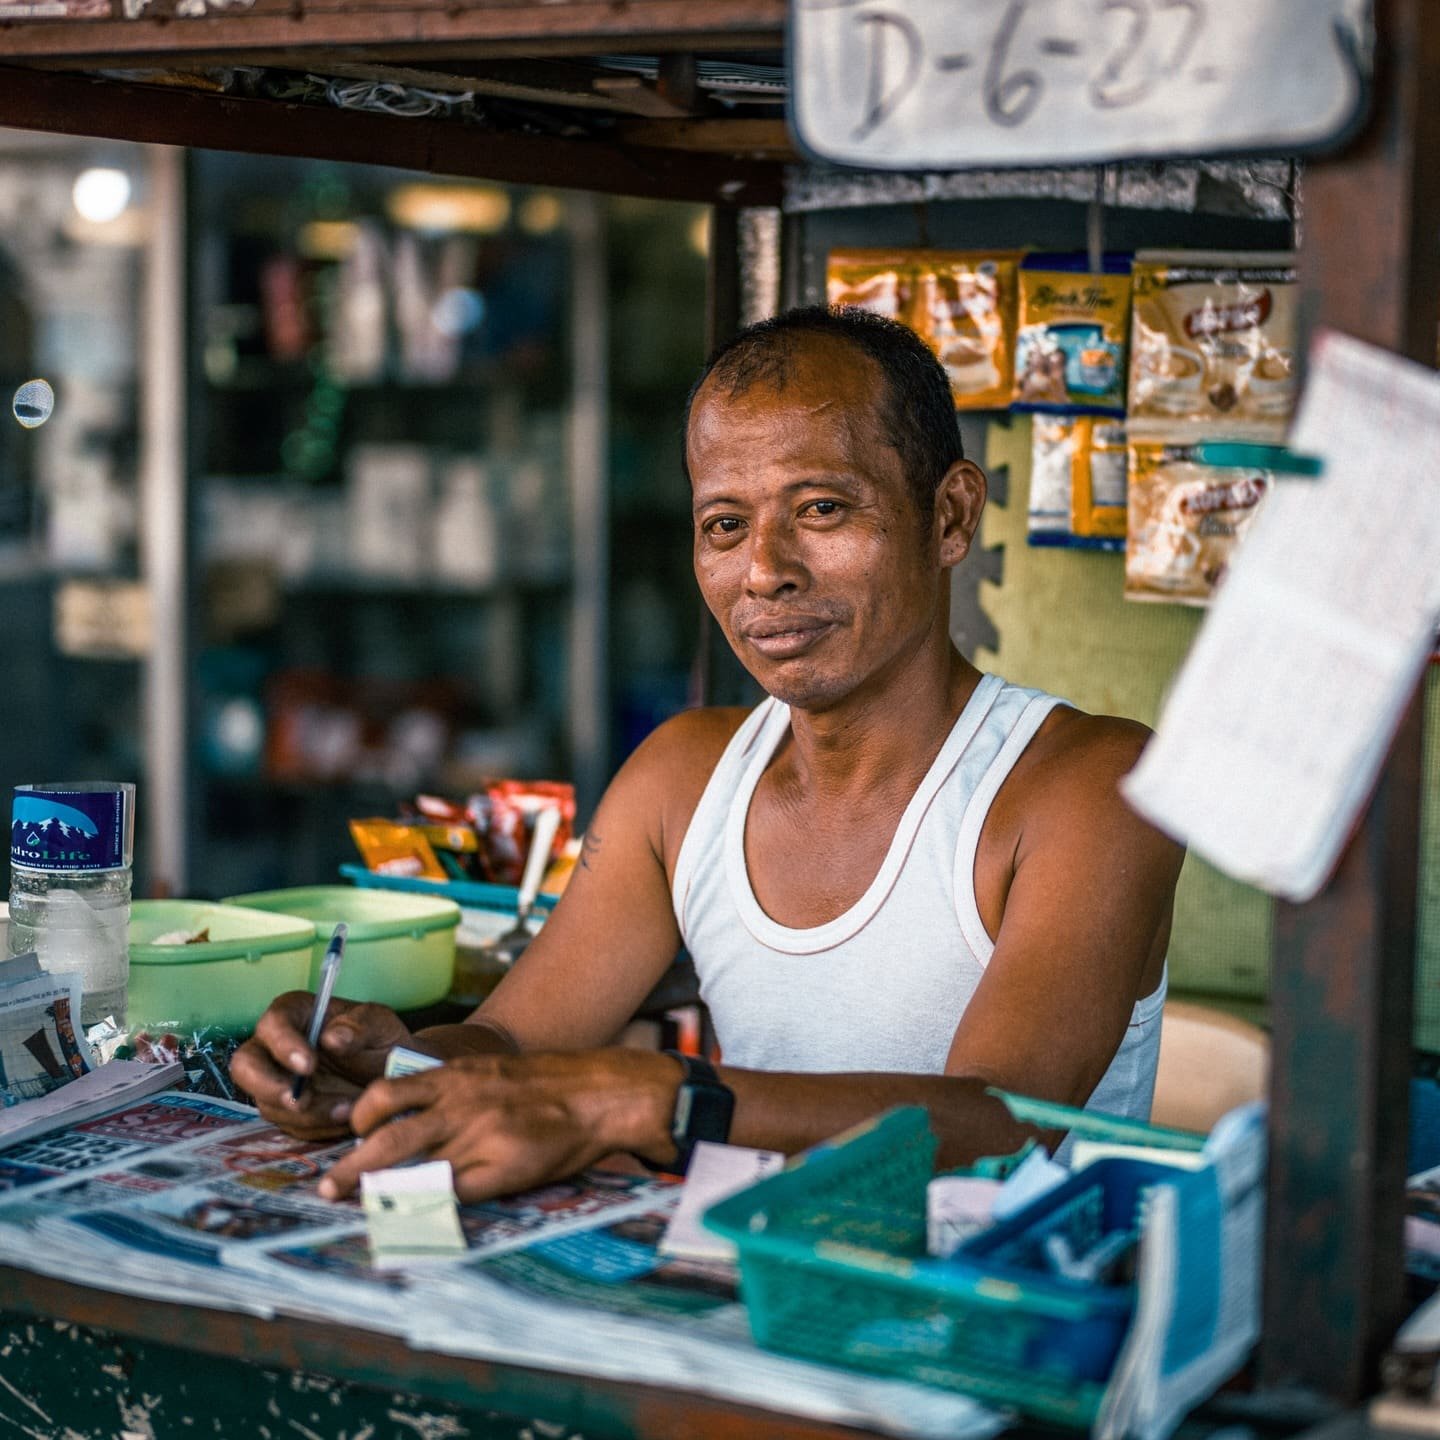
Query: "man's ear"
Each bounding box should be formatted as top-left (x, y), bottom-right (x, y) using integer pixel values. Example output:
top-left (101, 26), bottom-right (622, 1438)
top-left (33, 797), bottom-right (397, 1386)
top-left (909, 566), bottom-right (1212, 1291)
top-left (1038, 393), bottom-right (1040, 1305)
top-left (935, 459), bottom-right (987, 568)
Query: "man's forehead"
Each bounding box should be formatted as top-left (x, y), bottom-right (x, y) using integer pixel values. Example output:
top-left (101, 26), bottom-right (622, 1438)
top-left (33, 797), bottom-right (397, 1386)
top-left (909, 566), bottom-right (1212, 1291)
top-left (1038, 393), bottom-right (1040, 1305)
top-left (689, 341), bottom-right (886, 443)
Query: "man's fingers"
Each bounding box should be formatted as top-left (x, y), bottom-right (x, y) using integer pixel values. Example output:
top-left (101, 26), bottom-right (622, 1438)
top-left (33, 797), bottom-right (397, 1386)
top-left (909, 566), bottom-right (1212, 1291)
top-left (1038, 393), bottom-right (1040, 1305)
top-left (318, 1110), bottom-right (442, 1199)
top-left (318, 1002), bottom-right (409, 1081)
top-left (230, 1036), bottom-right (306, 1108)
top-left (347, 1074), bottom-right (440, 1136)
top-left (252, 991), bottom-right (321, 1075)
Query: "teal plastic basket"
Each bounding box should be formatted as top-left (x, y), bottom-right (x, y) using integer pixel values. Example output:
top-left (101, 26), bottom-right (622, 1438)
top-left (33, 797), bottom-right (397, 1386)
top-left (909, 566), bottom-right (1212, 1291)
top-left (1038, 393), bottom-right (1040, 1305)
top-left (703, 1107), bottom-right (1146, 1428)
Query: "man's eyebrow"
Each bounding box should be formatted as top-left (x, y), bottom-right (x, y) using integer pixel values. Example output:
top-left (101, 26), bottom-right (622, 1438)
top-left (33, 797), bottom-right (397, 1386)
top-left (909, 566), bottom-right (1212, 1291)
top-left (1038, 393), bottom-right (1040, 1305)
top-left (692, 474), bottom-right (867, 510)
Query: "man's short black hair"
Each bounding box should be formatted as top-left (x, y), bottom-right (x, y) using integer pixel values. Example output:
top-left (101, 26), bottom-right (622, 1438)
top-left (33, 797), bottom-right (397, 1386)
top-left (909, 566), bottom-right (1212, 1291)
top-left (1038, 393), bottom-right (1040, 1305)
top-left (683, 304), bottom-right (964, 521)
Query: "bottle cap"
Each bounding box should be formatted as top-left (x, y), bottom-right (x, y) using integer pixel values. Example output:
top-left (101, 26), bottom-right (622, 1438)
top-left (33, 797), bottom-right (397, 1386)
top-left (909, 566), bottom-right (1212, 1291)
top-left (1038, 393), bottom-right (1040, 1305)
top-left (11, 782), bottom-right (135, 872)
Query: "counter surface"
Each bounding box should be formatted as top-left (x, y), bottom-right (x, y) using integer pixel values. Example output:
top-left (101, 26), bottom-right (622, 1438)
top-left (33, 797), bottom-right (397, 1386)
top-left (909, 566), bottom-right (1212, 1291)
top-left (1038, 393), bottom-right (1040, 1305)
top-left (0, 1264), bottom-right (896, 1440)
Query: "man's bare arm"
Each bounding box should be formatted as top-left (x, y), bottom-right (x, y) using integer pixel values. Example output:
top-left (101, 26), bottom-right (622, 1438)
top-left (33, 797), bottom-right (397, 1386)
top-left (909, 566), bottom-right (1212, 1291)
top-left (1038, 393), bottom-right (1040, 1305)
top-left (453, 707), bottom-right (743, 1053)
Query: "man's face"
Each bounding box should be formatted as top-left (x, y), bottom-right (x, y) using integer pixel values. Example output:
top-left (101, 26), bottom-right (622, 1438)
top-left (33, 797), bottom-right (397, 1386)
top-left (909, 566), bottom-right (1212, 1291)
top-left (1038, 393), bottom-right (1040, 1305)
top-left (687, 339), bottom-right (947, 713)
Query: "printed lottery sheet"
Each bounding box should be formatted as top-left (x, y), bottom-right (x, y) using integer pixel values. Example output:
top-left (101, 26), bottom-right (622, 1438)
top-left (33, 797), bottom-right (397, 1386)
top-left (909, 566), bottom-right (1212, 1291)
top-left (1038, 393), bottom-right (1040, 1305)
top-left (229, 1168), bottom-right (673, 1331)
top-left (0, 1092), bottom-right (260, 1202)
top-left (0, 1098), bottom-right (1004, 1440)
top-left (24, 1122), bottom-right (368, 1315)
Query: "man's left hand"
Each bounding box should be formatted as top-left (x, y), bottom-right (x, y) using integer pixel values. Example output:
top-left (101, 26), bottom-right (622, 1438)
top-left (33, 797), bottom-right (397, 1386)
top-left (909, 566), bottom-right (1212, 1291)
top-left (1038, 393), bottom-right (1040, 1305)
top-left (317, 1048), bottom-right (681, 1203)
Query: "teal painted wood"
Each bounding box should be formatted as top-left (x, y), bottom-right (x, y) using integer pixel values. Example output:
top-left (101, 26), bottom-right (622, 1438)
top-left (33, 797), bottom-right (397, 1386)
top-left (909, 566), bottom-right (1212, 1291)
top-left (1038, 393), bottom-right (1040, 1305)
top-left (0, 1314), bottom-right (591, 1440)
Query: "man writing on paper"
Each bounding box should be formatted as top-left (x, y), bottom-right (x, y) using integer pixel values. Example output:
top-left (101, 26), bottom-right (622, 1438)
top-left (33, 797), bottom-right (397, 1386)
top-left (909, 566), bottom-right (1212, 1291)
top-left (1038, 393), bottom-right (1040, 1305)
top-left (233, 307), bottom-right (1183, 1198)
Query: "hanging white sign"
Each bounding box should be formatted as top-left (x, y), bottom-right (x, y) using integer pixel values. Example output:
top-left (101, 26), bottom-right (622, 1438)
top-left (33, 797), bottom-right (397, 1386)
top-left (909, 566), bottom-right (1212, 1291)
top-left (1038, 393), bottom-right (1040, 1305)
top-left (791, 0), bottom-right (1372, 170)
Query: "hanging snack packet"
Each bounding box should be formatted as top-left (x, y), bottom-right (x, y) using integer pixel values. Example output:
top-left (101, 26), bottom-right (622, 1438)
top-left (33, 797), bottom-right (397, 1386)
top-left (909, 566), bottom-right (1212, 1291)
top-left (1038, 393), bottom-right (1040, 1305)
top-left (1128, 251), bottom-right (1299, 440)
top-left (1125, 445), bottom-right (1272, 605)
top-left (1028, 415), bottom-right (1127, 550)
top-left (1014, 256), bottom-right (1131, 415)
top-left (912, 250), bottom-right (1020, 410)
top-left (1072, 419), bottom-right (1128, 545)
top-left (1028, 415), bottom-right (1082, 545)
top-left (826, 249), bottom-right (913, 322)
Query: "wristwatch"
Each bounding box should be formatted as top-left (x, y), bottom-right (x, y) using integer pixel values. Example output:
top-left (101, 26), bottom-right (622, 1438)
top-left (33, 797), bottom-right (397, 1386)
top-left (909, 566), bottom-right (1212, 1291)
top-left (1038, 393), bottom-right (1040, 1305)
top-left (661, 1050), bottom-right (735, 1175)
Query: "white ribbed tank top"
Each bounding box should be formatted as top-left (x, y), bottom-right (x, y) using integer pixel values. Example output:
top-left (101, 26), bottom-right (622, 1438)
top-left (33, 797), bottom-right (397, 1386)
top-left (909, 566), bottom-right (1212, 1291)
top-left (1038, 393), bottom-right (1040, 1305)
top-left (670, 673), bottom-right (1166, 1129)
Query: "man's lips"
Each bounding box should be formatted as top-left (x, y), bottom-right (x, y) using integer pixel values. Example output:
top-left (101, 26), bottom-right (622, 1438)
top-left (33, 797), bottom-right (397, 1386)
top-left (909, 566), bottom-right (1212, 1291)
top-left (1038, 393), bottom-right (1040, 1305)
top-left (739, 618), bottom-right (836, 658)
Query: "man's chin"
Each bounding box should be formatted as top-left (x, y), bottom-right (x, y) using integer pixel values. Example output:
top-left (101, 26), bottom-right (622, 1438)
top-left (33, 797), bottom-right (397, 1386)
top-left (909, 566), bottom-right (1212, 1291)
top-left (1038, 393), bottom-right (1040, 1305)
top-left (744, 662), bottom-right (850, 713)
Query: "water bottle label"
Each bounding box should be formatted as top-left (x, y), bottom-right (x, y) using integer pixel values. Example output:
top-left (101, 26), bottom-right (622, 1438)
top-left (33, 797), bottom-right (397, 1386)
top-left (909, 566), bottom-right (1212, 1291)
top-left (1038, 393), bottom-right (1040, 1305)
top-left (11, 787), bottom-right (130, 871)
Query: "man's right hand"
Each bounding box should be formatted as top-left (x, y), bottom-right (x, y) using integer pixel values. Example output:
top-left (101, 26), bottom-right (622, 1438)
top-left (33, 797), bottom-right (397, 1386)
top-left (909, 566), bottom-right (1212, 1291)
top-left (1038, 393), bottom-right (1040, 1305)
top-left (231, 992), bottom-right (412, 1139)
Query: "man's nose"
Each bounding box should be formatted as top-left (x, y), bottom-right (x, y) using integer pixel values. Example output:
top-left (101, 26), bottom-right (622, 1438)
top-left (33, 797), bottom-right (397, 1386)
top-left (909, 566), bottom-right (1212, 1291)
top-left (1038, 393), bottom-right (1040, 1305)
top-left (745, 519), bottom-right (806, 596)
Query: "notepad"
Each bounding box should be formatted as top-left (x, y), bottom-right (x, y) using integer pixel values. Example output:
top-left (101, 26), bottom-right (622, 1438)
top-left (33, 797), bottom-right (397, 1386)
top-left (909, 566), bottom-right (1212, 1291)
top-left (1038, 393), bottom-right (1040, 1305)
top-left (1123, 330), bottom-right (1440, 900)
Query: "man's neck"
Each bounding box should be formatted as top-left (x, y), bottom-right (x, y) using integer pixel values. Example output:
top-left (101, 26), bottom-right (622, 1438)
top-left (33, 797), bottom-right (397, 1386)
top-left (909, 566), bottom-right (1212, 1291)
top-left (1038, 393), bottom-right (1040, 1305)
top-left (780, 643), bottom-right (983, 804)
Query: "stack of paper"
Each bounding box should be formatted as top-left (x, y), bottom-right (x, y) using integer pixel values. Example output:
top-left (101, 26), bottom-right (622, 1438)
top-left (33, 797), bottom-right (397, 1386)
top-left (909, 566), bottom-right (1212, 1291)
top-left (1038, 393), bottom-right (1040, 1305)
top-left (1095, 1104), bottom-right (1267, 1440)
top-left (0, 1059), bottom-right (185, 1150)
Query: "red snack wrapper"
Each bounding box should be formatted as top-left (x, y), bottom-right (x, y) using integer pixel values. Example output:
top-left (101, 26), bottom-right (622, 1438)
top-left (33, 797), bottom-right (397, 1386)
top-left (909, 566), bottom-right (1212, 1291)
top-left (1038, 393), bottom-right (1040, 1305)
top-left (468, 781), bottom-right (575, 887)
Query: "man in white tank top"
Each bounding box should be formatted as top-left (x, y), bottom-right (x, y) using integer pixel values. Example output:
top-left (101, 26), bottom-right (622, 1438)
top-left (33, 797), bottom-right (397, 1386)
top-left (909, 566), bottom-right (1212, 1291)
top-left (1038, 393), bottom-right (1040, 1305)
top-left (236, 308), bottom-right (1185, 1200)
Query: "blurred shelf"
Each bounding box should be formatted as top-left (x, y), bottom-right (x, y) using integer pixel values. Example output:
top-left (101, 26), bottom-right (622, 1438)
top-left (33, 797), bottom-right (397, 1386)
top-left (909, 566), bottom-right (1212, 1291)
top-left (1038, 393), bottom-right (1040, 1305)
top-left (203, 773), bottom-right (402, 795)
top-left (205, 357), bottom-right (506, 395)
top-left (276, 573), bottom-right (569, 600)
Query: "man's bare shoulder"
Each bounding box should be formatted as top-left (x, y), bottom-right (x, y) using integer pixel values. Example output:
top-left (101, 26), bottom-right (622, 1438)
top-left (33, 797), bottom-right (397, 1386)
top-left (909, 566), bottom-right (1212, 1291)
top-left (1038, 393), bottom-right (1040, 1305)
top-left (994, 703), bottom-right (1158, 840)
top-left (610, 706), bottom-right (755, 868)
top-left (1028, 705), bottom-right (1152, 783)
top-left (625, 705), bottom-right (752, 782)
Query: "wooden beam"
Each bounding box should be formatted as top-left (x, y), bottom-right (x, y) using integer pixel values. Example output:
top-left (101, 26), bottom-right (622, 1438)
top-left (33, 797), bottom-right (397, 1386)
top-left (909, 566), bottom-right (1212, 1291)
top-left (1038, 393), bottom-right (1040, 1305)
top-left (0, 65), bottom-right (784, 205)
top-left (615, 119), bottom-right (795, 159)
top-left (1260, 0), bottom-right (1440, 1403)
top-left (0, 0), bottom-right (785, 61)
top-left (591, 74), bottom-right (695, 119)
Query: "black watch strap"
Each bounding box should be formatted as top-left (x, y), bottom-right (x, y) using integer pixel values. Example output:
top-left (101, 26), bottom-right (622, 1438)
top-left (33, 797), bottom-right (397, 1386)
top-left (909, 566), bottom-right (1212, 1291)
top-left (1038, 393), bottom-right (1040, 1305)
top-left (646, 1050), bottom-right (735, 1176)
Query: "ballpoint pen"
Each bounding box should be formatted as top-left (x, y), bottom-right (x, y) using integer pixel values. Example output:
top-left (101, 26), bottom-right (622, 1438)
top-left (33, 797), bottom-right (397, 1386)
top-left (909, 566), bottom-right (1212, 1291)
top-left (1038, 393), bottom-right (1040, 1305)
top-left (291, 922), bottom-right (348, 1103)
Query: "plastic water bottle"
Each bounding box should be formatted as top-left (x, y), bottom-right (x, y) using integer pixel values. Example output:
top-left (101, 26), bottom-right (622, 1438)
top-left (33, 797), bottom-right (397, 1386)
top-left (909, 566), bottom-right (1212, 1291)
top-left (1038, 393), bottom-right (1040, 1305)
top-left (9, 782), bottom-right (135, 1029)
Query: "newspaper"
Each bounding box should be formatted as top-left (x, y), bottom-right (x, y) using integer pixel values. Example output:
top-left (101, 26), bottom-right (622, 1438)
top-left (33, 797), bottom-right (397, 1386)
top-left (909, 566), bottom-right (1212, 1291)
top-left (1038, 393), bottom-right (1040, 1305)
top-left (1122, 330), bottom-right (1440, 900)
top-left (0, 1098), bottom-right (1003, 1440)
top-left (0, 952), bottom-right (92, 1102)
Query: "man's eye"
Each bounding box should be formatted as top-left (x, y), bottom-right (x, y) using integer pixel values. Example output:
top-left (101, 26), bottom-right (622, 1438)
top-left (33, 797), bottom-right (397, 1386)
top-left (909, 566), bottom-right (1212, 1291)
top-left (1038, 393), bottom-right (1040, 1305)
top-left (804, 500), bottom-right (843, 517)
top-left (706, 516), bottom-right (743, 535)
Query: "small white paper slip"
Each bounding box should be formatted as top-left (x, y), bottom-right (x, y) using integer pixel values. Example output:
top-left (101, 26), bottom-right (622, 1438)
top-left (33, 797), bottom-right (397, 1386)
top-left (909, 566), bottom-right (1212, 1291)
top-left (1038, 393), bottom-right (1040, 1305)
top-left (990, 1147), bottom-right (1069, 1223)
top-left (1068, 1141), bottom-right (1208, 1174)
top-left (383, 1045), bottom-right (443, 1079)
top-left (657, 1141), bottom-right (785, 1263)
top-left (1122, 330), bottom-right (1440, 902)
top-left (926, 1176), bottom-right (1002, 1258)
top-left (361, 1159), bottom-right (466, 1266)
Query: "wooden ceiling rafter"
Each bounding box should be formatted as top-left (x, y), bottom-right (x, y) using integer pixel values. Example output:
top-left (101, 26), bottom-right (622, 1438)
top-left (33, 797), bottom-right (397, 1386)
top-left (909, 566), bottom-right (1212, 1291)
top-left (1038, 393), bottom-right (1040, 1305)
top-left (0, 61), bottom-right (786, 203)
top-left (0, 0), bottom-right (787, 62)
top-left (0, 1), bottom-right (789, 196)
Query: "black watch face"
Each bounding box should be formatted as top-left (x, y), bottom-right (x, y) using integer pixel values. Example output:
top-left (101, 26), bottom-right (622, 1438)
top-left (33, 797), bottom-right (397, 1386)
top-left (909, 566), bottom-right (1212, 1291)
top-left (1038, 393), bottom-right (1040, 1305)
top-left (675, 1080), bottom-right (735, 1148)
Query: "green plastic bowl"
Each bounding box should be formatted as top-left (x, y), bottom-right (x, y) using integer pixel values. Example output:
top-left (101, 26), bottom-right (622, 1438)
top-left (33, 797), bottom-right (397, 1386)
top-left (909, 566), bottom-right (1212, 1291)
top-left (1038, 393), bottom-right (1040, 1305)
top-left (224, 886), bottom-right (461, 1012)
top-left (129, 899), bottom-right (317, 1034)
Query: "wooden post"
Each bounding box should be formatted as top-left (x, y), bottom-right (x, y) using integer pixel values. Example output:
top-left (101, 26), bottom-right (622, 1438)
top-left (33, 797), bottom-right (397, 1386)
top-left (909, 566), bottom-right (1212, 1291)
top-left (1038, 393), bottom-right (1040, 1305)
top-left (696, 206), bottom-right (763, 707)
top-left (1261, 0), bottom-right (1440, 1400)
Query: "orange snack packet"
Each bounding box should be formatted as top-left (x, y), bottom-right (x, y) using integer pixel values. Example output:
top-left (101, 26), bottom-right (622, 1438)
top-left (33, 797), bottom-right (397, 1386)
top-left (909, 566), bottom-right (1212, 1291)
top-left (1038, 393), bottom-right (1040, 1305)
top-left (912, 251), bottom-right (1021, 411)
top-left (348, 818), bottom-right (447, 881)
top-left (825, 249), bottom-right (912, 322)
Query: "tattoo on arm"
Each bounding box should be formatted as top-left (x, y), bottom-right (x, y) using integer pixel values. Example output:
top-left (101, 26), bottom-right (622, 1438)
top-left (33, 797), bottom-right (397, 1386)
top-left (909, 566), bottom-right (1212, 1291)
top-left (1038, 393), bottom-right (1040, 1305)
top-left (580, 830), bottom-right (603, 872)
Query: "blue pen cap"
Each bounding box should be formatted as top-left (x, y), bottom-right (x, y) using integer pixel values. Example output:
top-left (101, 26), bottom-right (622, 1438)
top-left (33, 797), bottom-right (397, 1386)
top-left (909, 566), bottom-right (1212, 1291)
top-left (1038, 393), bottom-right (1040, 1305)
top-left (11, 781), bottom-right (135, 872)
